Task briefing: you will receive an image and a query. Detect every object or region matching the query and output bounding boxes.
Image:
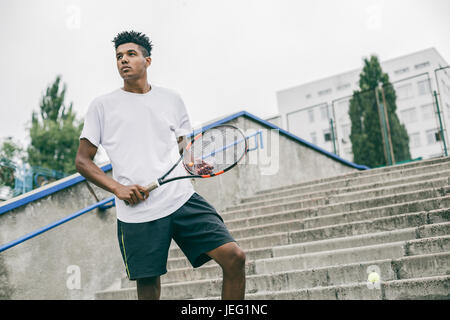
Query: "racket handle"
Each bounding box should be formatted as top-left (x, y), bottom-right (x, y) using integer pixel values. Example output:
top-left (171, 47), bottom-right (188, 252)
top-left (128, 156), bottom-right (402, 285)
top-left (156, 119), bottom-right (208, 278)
top-left (124, 181), bottom-right (160, 206)
top-left (144, 181), bottom-right (160, 192)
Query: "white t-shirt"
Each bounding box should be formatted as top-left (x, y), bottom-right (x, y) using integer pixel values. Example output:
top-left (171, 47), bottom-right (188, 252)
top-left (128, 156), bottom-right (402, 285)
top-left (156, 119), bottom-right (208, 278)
top-left (80, 85), bottom-right (195, 223)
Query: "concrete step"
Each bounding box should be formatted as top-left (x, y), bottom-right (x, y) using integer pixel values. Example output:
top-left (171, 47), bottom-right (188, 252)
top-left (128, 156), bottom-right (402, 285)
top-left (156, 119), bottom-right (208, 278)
top-left (225, 177), bottom-right (449, 213)
top-left (252, 236), bottom-right (450, 275)
top-left (239, 169), bottom-right (450, 204)
top-left (217, 196), bottom-right (450, 242)
top-left (219, 193), bottom-right (450, 235)
top-left (166, 221), bottom-right (450, 271)
top-left (220, 186), bottom-right (450, 222)
top-left (288, 208), bottom-right (449, 244)
top-left (167, 199), bottom-right (450, 260)
top-left (255, 156), bottom-right (450, 195)
top-left (195, 256), bottom-right (450, 300)
top-left (163, 250), bottom-right (450, 300)
top-left (162, 209), bottom-right (449, 284)
top-left (301, 196), bottom-right (450, 230)
top-left (242, 275), bottom-right (450, 300)
top-left (272, 222), bottom-right (450, 258)
top-left (254, 159), bottom-right (450, 196)
top-left (96, 251), bottom-right (450, 300)
top-left (94, 157), bottom-right (450, 300)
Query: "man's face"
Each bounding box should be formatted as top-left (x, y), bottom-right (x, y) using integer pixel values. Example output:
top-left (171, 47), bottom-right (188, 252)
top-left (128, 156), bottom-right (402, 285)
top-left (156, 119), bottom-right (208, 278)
top-left (116, 42), bottom-right (151, 80)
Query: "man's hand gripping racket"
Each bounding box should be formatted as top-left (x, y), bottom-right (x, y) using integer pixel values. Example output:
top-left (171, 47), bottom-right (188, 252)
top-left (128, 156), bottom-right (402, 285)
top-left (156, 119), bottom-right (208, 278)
top-left (124, 125), bottom-right (248, 206)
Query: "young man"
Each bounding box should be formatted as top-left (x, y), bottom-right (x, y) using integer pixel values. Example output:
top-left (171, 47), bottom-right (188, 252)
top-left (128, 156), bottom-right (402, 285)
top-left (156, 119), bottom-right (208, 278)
top-left (75, 31), bottom-right (246, 300)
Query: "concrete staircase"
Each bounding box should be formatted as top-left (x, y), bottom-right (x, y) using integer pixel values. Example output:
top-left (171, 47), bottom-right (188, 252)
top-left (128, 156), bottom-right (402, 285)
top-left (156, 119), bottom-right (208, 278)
top-left (95, 157), bottom-right (450, 300)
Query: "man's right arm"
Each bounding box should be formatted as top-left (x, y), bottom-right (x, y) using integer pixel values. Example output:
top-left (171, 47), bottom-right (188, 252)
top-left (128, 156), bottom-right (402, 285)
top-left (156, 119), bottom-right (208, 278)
top-left (75, 138), bottom-right (148, 205)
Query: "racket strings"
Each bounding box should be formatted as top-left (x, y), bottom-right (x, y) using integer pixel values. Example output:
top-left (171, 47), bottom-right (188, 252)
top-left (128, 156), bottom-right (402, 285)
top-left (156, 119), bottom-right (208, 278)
top-left (184, 126), bottom-right (247, 175)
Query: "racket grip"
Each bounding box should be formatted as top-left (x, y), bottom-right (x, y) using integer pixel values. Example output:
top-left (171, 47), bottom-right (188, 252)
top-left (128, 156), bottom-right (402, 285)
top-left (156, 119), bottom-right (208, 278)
top-left (124, 181), bottom-right (160, 206)
top-left (144, 181), bottom-right (160, 192)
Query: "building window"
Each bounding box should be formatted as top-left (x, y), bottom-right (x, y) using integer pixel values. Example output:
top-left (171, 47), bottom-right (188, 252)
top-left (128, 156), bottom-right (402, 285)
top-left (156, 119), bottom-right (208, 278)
top-left (400, 107), bottom-right (417, 123)
top-left (320, 105), bottom-right (329, 121)
top-left (318, 88), bottom-right (332, 96)
top-left (336, 99), bottom-right (349, 110)
top-left (337, 83), bottom-right (350, 91)
top-left (323, 129), bottom-right (332, 142)
top-left (425, 129), bottom-right (438, 145)
top-left (421, 104), bottom-right (434, 120)
top-left (394, 67), bottom-right (409, 75)
top-left (415, 61), bottom-right (430, 70)
top-left (308, 109), bottom-right (315, 123)
top-left (396, 83), bottom-right (413, 100)
top-left (417, 79), bottom-right (431, 96)
top-left (310, 132), bottom-right (317, 144)
top-left (409, 132), bottom-right (421, 148)
top-left (341, 124), bottom-right (351, 144)
top-left (442, 80), bottom-right (450, 96)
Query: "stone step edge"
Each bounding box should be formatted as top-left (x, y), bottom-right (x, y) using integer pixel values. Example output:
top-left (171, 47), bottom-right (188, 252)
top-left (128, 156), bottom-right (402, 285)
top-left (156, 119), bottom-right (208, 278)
top-left (169, 205), bottom-right (450, 254)
top-left (255, 158), bottom-right (450, 195)
top-left (218, 198), bottom-right (450, 239)
top-left (221, 190), bottom-right (450, 231)
top-left (229, 176), bottom-right (450, 212)
top-left (222, 185), bottom-right (450, 216)
top-left (239, 169), bottom-right (450, 204)
top-left (166, 222), bottom-right (450, 265)
top-left (166, 226), bottom-right (450, 277)
top-left (171, 251), bottom-right (450, 289)
top-left (166, 238), bottom-right (450, 287)
top-left (255, 157), bottom-right (450, 195)
top-left (97, 254), bottom-right (450, 299)
top-left (230, 275), bottom-right (450, 300)
top-left (252, 235), bottom-right (450, 268)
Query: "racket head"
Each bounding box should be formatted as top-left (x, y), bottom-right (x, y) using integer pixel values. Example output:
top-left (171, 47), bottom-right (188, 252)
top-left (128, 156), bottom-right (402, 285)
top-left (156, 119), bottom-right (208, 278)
top-left (182, 125), bottom-right (248, 177)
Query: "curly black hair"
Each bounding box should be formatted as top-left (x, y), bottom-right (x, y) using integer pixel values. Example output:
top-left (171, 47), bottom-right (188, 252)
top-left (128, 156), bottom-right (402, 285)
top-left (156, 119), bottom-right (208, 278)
top-left (112, 30), bottom-right (153, 57)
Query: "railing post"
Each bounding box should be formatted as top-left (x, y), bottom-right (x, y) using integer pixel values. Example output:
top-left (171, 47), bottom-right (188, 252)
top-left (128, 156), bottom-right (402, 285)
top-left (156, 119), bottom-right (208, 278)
top-left (434, 90), bottom-right (448, 157)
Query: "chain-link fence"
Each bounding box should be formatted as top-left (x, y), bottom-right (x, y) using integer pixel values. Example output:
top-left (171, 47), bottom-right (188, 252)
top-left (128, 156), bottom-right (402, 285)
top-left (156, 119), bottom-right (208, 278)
top-left (286, 102), bottom-right (337, 153)
top-left (283, 71), bottom-right (450, 168)
top-left (0, 162), bottom-right (69, 200)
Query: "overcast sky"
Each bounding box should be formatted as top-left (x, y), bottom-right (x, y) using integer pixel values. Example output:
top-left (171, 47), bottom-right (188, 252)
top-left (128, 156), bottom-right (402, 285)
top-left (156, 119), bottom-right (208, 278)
top-left (1, 0), bottom-right (449, 148)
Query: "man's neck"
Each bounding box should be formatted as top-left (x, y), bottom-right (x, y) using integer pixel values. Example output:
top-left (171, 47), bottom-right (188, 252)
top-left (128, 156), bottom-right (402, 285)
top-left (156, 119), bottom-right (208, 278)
top-left (122, 78), bottom-right (151, 94)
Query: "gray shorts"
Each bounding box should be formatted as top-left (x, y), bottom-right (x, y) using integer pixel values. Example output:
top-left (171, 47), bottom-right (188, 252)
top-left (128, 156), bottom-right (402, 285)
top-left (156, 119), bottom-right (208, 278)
top-left (117, 192), bottom-right (236, 280)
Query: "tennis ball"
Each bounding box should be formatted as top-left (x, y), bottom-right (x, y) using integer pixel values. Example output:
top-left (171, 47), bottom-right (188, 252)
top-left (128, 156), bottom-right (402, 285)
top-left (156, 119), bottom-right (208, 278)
top-left (368, 272), bottom-right (380, 283)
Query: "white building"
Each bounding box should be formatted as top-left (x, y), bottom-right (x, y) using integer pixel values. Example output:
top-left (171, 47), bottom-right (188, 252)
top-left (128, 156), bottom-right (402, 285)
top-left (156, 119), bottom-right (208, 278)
top-left (271, 48), bottom-right (450, 163)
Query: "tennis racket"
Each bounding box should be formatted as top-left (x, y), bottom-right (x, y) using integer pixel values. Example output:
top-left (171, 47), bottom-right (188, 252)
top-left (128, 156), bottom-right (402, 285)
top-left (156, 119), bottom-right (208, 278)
top-left (125, 124), bottom-right (248, 205)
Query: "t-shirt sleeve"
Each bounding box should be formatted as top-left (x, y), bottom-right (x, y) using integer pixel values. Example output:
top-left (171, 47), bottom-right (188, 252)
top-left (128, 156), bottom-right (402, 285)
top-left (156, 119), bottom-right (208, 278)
top-left (79, 99), bottom-right (103, 147)
top-left (171, 94), bottom-right (192, 138)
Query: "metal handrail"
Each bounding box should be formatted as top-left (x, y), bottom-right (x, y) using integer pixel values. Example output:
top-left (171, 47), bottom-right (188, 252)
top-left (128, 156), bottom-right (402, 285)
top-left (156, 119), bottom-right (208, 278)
top-left (0, 196), bottom-right (115, 253)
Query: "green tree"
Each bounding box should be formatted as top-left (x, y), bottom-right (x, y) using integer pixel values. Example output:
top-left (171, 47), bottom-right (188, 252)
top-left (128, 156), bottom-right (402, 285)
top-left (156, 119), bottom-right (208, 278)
top-left (0, 137), bottom-right (26, 188)
top-left (349, 56), bottom-right (411, 167)
top-left (27, 76), bottom-right (83, 174)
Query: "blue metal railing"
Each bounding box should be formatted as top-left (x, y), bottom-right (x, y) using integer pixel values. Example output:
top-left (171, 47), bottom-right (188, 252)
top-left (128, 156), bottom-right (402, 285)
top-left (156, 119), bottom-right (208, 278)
top-left (0, 197), bottom-right (115, 253)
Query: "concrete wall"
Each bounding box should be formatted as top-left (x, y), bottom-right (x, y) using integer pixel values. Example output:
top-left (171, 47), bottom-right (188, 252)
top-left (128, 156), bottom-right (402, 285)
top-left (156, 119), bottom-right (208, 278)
top-left (0, 175), bottom-right (124, 300)
top-left (0, 113), bottom-right (361, 300)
